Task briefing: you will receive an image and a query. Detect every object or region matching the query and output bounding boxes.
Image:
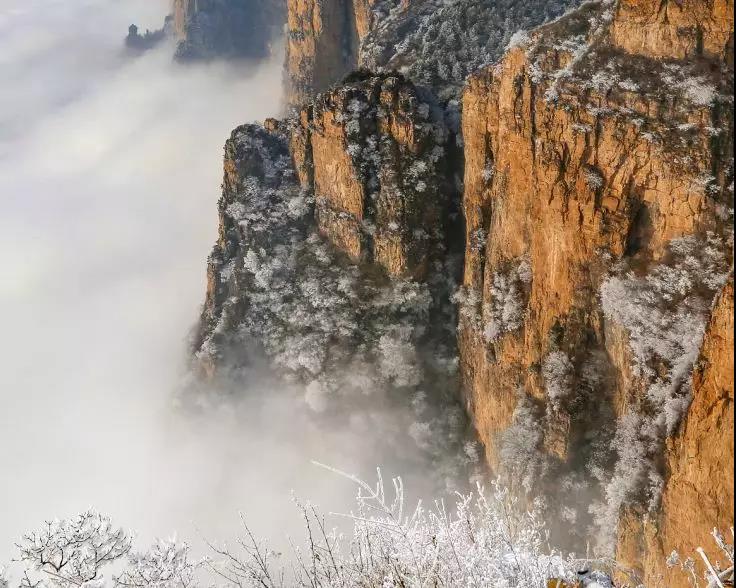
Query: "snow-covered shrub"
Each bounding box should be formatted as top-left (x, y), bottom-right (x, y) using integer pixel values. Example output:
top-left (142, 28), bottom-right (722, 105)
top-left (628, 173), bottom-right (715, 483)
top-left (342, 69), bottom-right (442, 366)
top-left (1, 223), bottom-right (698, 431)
top-left (454, 285), bottom-right (483, 331)
top-left (17, 510), bottom-right (133, 588)
top-left (662, 66), bottom-right (718, 107)
top-left (378, 327), bottom-right (423, 387)
top-left (507, 29), bottom-right (531, 50)
top-left (117, 539), bottom-right (197, 588)
top-left (206, 465), bottom-right (584, 587)
top-left (584, 167), bottom-right (604, 190)
top-left (12, 479), bottom-right (730, 588)
top-left (600, 233), bottom-right (731, 428)
top-left (15, 511), bottom-right (196, 588)
top-left (542, 351), bottom-right (574, 406)
top-left (482, 257), bottom-right (532, 343)
top-left (593, 233), bottom-right (732, 554)
top-left (499, 391), bottom-right (550, 493)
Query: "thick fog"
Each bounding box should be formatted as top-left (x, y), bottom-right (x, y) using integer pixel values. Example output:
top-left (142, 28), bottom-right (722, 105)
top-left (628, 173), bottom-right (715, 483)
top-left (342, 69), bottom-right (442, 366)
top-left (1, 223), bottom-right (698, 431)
top-left (0, 0), bottom-right (328, 563)
top-left (0, 0), bottom-right (470, 570)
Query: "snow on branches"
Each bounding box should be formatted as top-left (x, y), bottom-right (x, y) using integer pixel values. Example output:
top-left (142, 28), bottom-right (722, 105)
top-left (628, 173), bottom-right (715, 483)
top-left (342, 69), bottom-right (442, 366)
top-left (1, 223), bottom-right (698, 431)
top-left (17, 511), bottom-right (132, 588)
top-left (14, 512), bottom-right (196, 588)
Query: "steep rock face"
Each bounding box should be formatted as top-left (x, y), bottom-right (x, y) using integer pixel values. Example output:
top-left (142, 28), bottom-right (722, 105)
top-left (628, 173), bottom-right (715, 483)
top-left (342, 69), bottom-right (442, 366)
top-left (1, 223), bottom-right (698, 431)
top-left (193, 79), bottom-right (471, 484)
top-left (173, 0), bottom-right (192, 39)
top-left (172, 0), bottom-right (284, 60)
top-left (284, 0), bottom-right (581, 104)
top-left (617, 278), bottom-right (734, 588)
top-left (611, 0), bottom-right (734, 62)
top-left (285, 0), bottom-right (361, 105)
top-left (290, 73), bottom-right (452, 278)
top-left (460, 0), bottom-right (733, 554)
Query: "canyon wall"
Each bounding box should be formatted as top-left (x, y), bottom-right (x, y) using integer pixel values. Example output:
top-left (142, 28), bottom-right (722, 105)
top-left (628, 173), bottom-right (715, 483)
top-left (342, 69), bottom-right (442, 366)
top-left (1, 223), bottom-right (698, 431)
top-left (460, 0), bottom-right (733, 466)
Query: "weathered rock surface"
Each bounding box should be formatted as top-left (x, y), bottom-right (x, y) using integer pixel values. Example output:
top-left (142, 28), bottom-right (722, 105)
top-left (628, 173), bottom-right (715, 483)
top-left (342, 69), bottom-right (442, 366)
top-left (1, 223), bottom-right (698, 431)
top-left (459, 0), bottom-right (733, 559)
top-left (611, 0), bottom-right (734, 62)
top-left (290, 73), bottom-right (452, 278)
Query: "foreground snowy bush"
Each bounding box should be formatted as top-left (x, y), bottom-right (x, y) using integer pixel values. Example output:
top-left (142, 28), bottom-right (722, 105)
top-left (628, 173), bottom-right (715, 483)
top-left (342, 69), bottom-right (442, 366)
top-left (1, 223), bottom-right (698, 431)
top-left (9, 470), bottom-right (732, 588)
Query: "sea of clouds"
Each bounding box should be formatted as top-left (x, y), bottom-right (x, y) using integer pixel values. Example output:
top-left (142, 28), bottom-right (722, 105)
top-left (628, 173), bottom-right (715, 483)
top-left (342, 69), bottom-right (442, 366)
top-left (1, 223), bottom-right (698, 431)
top-left (0, 0), bottom-right (464, 570)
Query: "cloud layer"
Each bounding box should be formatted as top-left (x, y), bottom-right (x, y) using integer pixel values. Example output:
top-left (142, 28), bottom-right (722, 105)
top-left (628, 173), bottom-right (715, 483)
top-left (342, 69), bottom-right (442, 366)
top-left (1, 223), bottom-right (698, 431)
top-left (0, 0), bottom-right (300, 561)
top-left (0, 0), bottom-right (468, 569)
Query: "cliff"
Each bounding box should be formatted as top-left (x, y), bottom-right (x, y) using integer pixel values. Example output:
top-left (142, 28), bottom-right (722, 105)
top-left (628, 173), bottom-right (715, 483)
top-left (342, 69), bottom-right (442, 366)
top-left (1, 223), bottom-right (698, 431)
top-left (459, 0), bottom-right (733, 568)
top-left (171, 0), bottom-right (284, 60)
top-left (192, 0), bottom-right (735, 580)
top-left (193, 76), bottom-right (473, 486)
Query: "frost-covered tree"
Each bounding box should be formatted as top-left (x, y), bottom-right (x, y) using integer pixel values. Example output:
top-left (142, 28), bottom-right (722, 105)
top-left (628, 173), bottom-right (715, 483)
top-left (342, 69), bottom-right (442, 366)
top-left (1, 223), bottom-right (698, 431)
top-left (16, 511), bottom-right (132, 588)
top-left (361, 0), bottom-right (581, 99)
top-left (14, 512), bottom-right (195, 588)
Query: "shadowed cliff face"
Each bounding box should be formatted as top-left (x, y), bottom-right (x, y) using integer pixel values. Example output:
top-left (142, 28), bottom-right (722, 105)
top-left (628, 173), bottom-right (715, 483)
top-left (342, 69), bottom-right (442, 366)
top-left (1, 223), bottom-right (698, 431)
top-left (172, 0), bottom-right (285, 60)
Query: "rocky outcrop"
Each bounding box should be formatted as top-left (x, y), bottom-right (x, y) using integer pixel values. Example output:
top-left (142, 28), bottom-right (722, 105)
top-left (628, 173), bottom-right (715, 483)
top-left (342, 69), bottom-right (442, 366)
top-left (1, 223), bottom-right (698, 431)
top-left (290, 73), bottom-right (452, 278)
top-left (459, 0), bottom-right (733, 556)
top-left (172, 0), bottom-right (284, 61)
top-left (193, 76), bottom-right (472, 484)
